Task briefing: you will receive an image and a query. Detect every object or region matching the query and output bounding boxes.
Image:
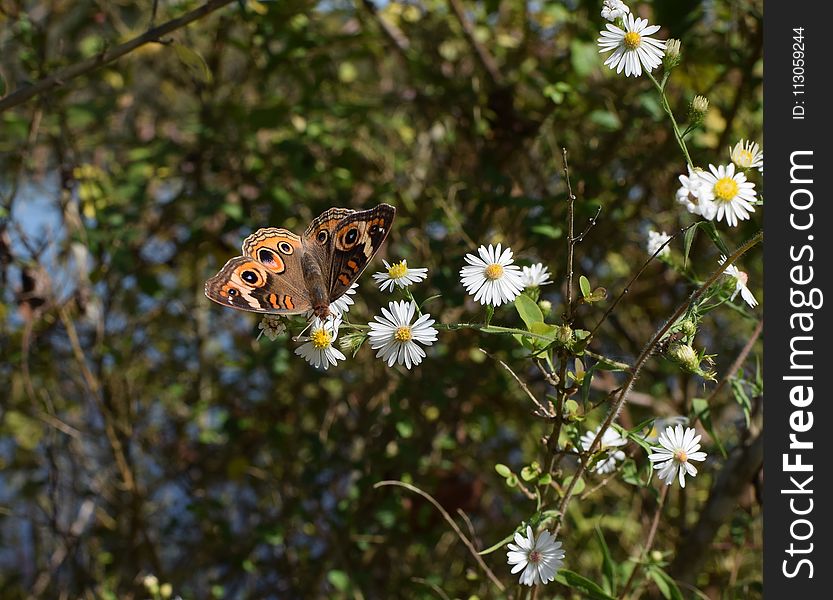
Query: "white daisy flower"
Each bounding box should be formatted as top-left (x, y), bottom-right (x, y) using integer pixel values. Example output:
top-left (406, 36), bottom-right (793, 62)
top-left (719, 255), bottom-right (758, 308)
top-left (581, 425), bottom-right (628, 474)
top-left (506, 526), bottom-right (565, 586)
top-left (697, 164), bottom-right (757, 227)
top-left (258, 315), bottom-right (286, 341)
top-left (372, 259), bottom-right (429, 292)
top-left (646, 230), bottom-right (672, 258)
top-left (520, 263), bottom-right (553, 288)
top-left (460, 243), bottom-right (524, 306)
top-left (597, 13), bottom-right (666, 77)
top-left (729, 139), bottom-right (763, 173)
top-left (367, 300), bottom-right (438, 369)
top-left (294, 316), bottom-right (346, 370)
top-left (601, 0), bottom-right (630, 21)
top-left (676, 166), bottom-right (717, 220)
top-left (648, 424), bottom-right (707, 488)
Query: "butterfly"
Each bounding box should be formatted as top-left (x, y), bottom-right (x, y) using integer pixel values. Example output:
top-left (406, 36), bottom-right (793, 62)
top-left (205, 204), bottom-right (396, 319)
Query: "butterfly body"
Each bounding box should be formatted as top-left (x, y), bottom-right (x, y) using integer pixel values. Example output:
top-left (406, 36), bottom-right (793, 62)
top-left (205, 204), bottom-right (396, 318)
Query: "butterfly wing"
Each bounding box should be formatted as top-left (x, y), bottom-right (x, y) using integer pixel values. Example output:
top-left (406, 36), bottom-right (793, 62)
top-left (204, 228), bottom-right (311, 314)
top-left (204, 256), bottom-right (312, 314)
top-left (314, 204), bottom-right (396, 300)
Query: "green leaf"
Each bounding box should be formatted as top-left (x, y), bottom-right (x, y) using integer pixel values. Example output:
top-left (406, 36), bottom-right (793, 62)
top-left (327, 570), bottom-right (350, 592)
top-left (531, 224), bottom-right (563, 239)
top-left (514, 294), bottom-right (544, 330)
top-left (172, 42), bottom-right (213, 84)
top-left (702, 220), bottom-right (730, 255)
top-left (561, 475), bottom-right (585, 496)
top-left (584, 287), bottom-right (607, 303)
top-left (595, 525), bottom-right (617, 594)
top-left (683, 223), bottom-right (699, 268)
top-left (579, 275), bottom-right (592, 298)
top-left (648, 567), bottom-right (684, 600)
top-left (691, 398), bottom-right (727, 458)
top-left (556, 569), bottom-right (617, 600)
top-left (494, 463), bottom-right (512, 478)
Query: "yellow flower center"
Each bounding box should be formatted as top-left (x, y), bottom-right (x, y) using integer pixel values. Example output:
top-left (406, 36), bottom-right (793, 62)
top-left (311, 328), bottom-right (332, 349)
top-left (387, 261), bottom-right (408, 279)
top-left (713, 177), bottom-right (739, 202)
top-left (734, 149), bottom-right (754, 168)
top-left (484, 263), bottom-right (504, 280)
top-left (674, 449), bottom-right (688, 463)
top-left (623, 31), bottom-right (641, 50)
top-left (394, 326), bottom-right (413, 342)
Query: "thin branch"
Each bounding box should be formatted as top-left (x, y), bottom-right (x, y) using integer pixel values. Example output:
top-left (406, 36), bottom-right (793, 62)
top-left (480, 349), bottom-right (552, 417)
top-left (562, 148), bottom-right (576, 322)
top-left (375, 480), bottom-right (506, 592)
top-left (0, 0), bottom-right (236, 114)
top-left (447, 0), bottom-right (505, 86)
top-left (360, 0), bottom-right (411, 55)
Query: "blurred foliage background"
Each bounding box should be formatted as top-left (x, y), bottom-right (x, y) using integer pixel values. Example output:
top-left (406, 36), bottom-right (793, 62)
top-left (0, 0), bottom-right (762, 598)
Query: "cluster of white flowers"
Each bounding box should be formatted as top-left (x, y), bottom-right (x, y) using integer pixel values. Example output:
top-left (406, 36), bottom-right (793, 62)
top-left (270, 244), bottom-right (558, 371)
top-left (676, 162), bottom-right (758, 227)
top-left (646, 229), bottom-right (672, 258)
top-left (581, 425), bottom-right (628, 474)
top-left (677, 163), bottom-right (756, 227)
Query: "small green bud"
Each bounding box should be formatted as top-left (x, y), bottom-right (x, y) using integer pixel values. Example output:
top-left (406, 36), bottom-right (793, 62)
top-left (663, 39), bottom-right (681, 69)
top-left (668, 342), bottom-right (699, 371)
top-left (538, 299), bottom-right (552, 315)
top-left (338, 331), bottom-right (367, 357)
top-left (678, 319), bottom-right (697, 338)
top-left (555, 325), bottom-right (573, 346)
top-left (689, 95), bottom-right (709, 124)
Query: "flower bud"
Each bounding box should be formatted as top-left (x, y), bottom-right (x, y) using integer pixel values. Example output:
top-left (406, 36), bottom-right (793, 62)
top-left (689, 95), bottom-right (709, 124)
top-left (678, 318), bottom-right (697, 339)
top-left (667, 342), bottom-right (699, 371)
top-left (663, 39), bottom-right (681, 69)
top-left (555, 325), bottom-right (573, 346)
top-left (338, 331), bottom-right (367, 357)
top-left (538, 299), bottom-right (552, 315)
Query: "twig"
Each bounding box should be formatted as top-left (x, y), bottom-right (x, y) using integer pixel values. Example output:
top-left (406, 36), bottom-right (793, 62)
top-left (562, 148), bottom-right (576, 322)
top-left (480, 349), bottom-right (551, 417)
top-left (0, 0), bottom-right (236, 113)
top-left (447, 0), bottom-right (505, 86)
top-left (374, 480), bottom-right (506, 591)
top-left (360, 0), bottom-right (411, 55)
top-left (411, 577), bottom-right (452, 600)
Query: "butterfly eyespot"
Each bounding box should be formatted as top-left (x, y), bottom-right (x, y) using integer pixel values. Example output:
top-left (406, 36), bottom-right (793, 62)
top-left (316, 230), bottom-right (328, 244)
top-left (227, 288), bottom-right (238, 297)
top-left (344, 228), bottom-right (358, 245)
top-left (278, 241), bottom-right (294, 254)
top-left (241, 270), bottom-right (258, 284)
top-left (259, 248), bottom-right (275, 264)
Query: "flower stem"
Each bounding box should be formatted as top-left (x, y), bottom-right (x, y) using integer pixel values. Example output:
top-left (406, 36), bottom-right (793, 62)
top-left (647, 71), bottom-right (693, 168)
